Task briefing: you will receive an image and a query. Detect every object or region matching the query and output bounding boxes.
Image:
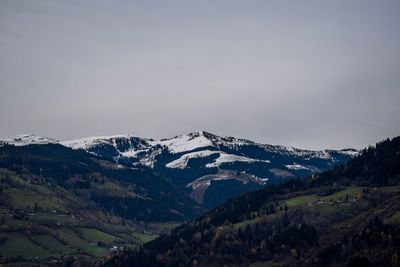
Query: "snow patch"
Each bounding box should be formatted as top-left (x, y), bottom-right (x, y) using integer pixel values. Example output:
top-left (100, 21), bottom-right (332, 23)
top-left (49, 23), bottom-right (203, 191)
top-left (205, 153), bottom-right (270, 168)
top-left (166, 149), bottom-right (270, 169)
top-left (166, 150), bottom-right (218, 169)
top-left (285, 163), bottom-right (311, 171)
top-left (339, 149), bottom-right (359, 157)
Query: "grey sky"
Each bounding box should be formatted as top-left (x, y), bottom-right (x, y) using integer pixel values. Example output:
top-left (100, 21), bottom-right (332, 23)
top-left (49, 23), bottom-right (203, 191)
top-left (0, 0), bottom-right (399, 150)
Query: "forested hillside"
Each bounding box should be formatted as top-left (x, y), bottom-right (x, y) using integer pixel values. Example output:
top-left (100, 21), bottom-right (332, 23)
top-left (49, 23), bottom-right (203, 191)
top-left (0, 144), bottom-right (201, 265)
top-left (105, 136), bottom-right (400, 267)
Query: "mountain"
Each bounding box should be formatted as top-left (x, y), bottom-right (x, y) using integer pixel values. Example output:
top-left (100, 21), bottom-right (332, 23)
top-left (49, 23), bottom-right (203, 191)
top-left (60, 131), bottom-right (358, 208)
top-left (0, 143), bottom-right (202, 222)
top-left (0, 132), bottom-right (358, 209)
top-left (0, 133), bottom-right (387, 266)
top-left (105, 136), bottom-right (400, 267)
top-left (0, 143), bottom-right (201, 265)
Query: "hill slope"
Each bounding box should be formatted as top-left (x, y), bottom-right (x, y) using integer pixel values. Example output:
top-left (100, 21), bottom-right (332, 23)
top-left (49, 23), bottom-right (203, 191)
top-left (0, 144), bottom-right (202, 222)
top-left (105, 136), bottom-right (400, 267)
top-left (0, 144), bottom-right (201, 265)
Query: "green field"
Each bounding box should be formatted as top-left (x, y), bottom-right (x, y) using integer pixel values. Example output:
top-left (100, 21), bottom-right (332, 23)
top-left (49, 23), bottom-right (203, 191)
top-left (0, 168), bottom-right (173, 263)
top-left (78, 228), bottom-right (117, 244)
top-left (8, 187), bottom-right (59, 208)
top-left (30, 234), bottom-right (73, 254)
top-left (325, 186), bottom-right (362, 200)
top-left (0, 233), bottom-right (50, 258)
top-left (56, 228), bottom-right (109, 257)
top-left (286, 186), bottom-right (363, 207)
top-left (285, 186), bottom-right (400, 208)
top-left (285, 194), bottom-right (317, 207)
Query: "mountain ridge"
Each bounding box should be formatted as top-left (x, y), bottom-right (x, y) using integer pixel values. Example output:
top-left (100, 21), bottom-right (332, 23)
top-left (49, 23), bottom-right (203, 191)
top-left (0, 132), bottom-right (358, 208)
top-left (0, 131), bottom-right (358, 154)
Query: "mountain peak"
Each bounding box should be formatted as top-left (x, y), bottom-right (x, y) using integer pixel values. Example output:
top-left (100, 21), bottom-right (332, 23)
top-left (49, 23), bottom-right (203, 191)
top-left (153, 131), bottom-right (215, 154)
top-left (185, 130), bottom-right (218, 140)
top-left (188, 130), bottom-right (206, 136)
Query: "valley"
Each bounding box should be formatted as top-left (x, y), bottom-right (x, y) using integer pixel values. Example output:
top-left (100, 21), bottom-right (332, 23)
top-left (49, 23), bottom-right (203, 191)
top-left (0, 167), bottom-right (177, 265)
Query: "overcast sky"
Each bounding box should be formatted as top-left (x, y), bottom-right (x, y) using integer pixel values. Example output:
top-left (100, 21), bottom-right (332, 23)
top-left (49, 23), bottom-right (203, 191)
top-left (0, 0), bottom-right (399, 150)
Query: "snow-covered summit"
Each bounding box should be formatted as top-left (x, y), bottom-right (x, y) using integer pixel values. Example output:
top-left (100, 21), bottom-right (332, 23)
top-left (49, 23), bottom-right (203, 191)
top-left (0, 134), bottom-right (59, 146)
top-left (0, 131), bottom-right (359, 162)
top-left (150, 131), bottom-right (214, 154)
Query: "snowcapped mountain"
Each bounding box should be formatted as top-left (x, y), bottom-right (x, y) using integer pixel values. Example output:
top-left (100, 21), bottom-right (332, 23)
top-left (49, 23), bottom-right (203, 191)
top-left (0, 131), bottom-right (358, 208)
top-left (0, 134), bottom-right (59, 146)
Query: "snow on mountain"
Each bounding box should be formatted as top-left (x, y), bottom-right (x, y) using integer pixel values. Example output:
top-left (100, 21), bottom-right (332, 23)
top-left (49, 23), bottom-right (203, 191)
top-left (150, 131), bottom-right (214, 154)
top-left (166, 149), bottom-right (271, 169)
top-left (285, 163), bottom-right (314, 171)
top-left (166, 150), bottom-right (218, 169)
top-left (60, 134), bottom-right (149, 150)
top-left (60, 134), bottom-right (159, 167)
top-left (0, 131), bottom-right (359, 176)
top-left (338, 149), bottom-right (360, 157)
top-left (0, 131), bottom-right (360, 176)
top-left (1, 131), bottom-right (359, 165)
top-left (205, 152), bottom-right (270, 168)
top-left (0, 131), bottom-right (359, 208)
top-left (0, 134), bottom-right (59, 146)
